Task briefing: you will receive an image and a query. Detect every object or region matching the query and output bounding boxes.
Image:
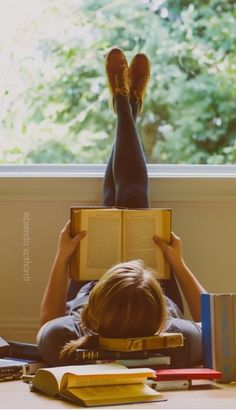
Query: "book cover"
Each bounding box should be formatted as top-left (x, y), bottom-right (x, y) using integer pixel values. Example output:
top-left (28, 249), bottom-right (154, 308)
top-left (232, 294), bottom-right (236, 370)
top-left (153, 368), bottom-right (222, 381)
top-left (213, 294), bottom-right (236, 382)
top-left (6, 340), bottom-right (43, 361)
top-left (70, 207), bottom-right (171, 281)
top-left (98, 332), bottom-right (183, 352)
top-left (201, 293), bottom-right (236, 382)
top-left (201, 293), bottom-right (213, 369)
top-left (0, 337), bottom-right (10, 358)
top-left (32, 363), bottom-right (164, 406)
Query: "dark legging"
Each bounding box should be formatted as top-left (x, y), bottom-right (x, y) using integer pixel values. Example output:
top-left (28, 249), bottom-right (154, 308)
top-left (103, 95), bottom-right (149, 208)
top-left (68, 95), bottom-right (183, 312)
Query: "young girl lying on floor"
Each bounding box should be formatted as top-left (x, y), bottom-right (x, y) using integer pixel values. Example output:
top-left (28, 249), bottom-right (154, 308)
top-left (37, 48), bottom-right (205, 367)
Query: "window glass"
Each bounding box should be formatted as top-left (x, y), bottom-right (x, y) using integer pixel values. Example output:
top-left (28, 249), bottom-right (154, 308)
top-left (1, 0), bottom-right (236, 165)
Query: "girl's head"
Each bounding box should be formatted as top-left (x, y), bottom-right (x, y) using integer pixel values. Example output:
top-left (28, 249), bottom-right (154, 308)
top-left (60, 259), bottom-right (167, 358)
top-left (82, 259), bottom-right (166, 338)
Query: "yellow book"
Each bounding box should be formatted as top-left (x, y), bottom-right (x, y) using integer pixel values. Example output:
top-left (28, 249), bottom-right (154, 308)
top-left (99, 332), bottom-right (184, 352)
top-left (32, 363), bottom-right (164, 406)
top-left (70, 207), bottom-right (171, 281)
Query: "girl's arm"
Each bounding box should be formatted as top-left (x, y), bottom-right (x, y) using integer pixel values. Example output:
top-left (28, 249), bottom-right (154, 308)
top-left (39, 220), bottom-right (86, 326)
top-left (153, 232), bottom-right (206, 322)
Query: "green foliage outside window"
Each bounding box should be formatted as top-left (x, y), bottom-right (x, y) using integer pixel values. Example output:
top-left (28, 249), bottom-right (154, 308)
top-left (1, 0), bottom-right (236, 164)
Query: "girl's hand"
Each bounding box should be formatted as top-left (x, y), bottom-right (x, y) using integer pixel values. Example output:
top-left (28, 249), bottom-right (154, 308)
top-left (153, 232), bottom-right (185, 273)
top-left (56, 220), bottom-right (86, 263)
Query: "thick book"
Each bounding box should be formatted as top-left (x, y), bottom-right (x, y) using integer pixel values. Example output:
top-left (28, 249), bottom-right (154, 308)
top-left (201, 293), bottom-right (236, 382)
top-left (153, 368), bottom-right (222, 381)
top-left (98, 332), bottom-right (183, 352)
top-left (147, 379), bottom-right (190, 391)
top-left (70, 207), bottom-right (171, 280)
top-left (0, 359), bottom-right (29, 382)
top-left (75, 348), bottom-right (169, 361)
top-left (32, 363), bottom-right (164, 406)
top-left (233, 294), bottom-right (236, 366)
top-left (0, 337), bottom-right (10, 358)
top-left (75, 350), bottom-right (170, 368)
top-left (100, 358), bottom-right (170, 369)
top-left (6, 340), bottom-right (42, 361)
top-left (3, 357), bottom-right (46, 374)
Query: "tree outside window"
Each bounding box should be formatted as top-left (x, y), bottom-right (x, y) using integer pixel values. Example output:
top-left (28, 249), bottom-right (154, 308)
top-left (1, 0), bottom-right (236, 165)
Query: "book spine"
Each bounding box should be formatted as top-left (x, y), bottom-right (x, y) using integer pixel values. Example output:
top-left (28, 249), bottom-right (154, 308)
top-left (213, 294), bottom-right (236, 382)
top-left (76, 361), bottom-right (169, 369)
top-left (201, 293), bottom-right (213, 369)
top-left (75, 349), bottom-right (167, 361)
top-left (141, 335), bottom-right (183, 350)
top-left (0, 366), bottom-right (25, 381)
top-left (8, 341), bottom-right (42, 361)
top-left (99, 333), bottom-right (183, 351)
top-left (146, 379), bottom-right (190, 391)
top-left (232, 294), bottom-right (236, 374)
top-left (114, 357), bottom-right (170, 367)
top-left (70, 208), bottom-right (81, 280)
top-left (162, 210), bottom-right (171, 279)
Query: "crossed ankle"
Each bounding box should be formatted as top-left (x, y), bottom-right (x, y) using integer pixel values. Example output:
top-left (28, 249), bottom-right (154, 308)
top-left (114, 94), bottom-right (132, 115)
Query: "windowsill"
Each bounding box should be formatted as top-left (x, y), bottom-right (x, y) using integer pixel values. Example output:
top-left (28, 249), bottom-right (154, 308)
top-left (0, 164), bottom-right (236, 202)
top-left (1, 164), bottom-right (236, 178)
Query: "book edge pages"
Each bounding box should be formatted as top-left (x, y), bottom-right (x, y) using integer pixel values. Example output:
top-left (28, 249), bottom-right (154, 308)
top-left (99, 333), bottom-right (183, 351)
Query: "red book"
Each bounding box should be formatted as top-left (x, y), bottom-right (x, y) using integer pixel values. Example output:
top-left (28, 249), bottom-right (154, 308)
top-left (153, 368), bottom-right (222, 381)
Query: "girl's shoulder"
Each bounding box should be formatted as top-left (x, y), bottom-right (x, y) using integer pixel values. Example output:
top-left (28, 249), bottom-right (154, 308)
top-left (165, 295), bottom-right (184, 319)
top-left (66, 280), bottom-right (98, 312)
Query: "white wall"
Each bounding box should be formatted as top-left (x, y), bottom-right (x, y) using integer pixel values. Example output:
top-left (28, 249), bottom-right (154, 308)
top-left (1, 174), bottom-right (236, 342)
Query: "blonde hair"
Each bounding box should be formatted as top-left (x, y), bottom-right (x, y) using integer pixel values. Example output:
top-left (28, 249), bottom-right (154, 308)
top-left (60, 259), bottom-right (167, 358)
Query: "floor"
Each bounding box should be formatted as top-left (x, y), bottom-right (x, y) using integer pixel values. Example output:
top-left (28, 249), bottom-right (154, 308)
top-left (1, 380), bottom-right (236, 409)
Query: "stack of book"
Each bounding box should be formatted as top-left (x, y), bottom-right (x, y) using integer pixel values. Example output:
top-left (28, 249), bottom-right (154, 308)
top-left (75, 332), bottom-right (184, 369)
top-left (75, 348), bottom-right (170, 369)
top-left (0, 339), bottom-right (45, 382)
top-left (147, 368), bottom-right (222, 391)
top-left (0, 358), bottom-right (45, 382)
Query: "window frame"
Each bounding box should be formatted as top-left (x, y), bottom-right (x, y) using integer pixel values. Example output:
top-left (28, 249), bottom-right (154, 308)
top-left (0, 164), bottom-right (236, 213)
top-left (1, 164), bottom-right (236, 178)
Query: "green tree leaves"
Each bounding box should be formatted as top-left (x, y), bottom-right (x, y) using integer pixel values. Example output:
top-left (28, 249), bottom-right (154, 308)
top-left (1, 0), bottom-right (236, 164)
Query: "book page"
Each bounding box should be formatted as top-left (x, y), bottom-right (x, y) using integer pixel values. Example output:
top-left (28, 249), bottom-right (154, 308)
top-left (63, 383), bottom-right (162, 406)
top-left (33, 364), bottom-right (126, 395)
top-left (60, 364), bottom-right (153, 389)
top-left (79, 209), bottom-right (122, 280)
top-left (122, 209), bottom-right (171, 279)
top-left (33, 366), bottom-right (76, 396)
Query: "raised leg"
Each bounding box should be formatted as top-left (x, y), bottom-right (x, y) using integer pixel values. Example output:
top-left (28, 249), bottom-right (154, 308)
top-left (103, 145), bottom-right (116, 206)
top-left (113, 95), bottom-right (149, 208)
top-left (102, 100), bottom-right (143, 207)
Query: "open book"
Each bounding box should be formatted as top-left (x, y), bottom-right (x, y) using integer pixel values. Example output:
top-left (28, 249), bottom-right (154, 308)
top-left (32, 363), bottom-right (164, 406)
top-left (70, 207), bottom-right (171, 280)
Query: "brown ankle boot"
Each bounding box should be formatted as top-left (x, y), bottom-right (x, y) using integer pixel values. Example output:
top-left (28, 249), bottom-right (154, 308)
top-left (105, 47), bottom-right (129, 111)
top-left (129, 53), bottom-right (151, 115)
